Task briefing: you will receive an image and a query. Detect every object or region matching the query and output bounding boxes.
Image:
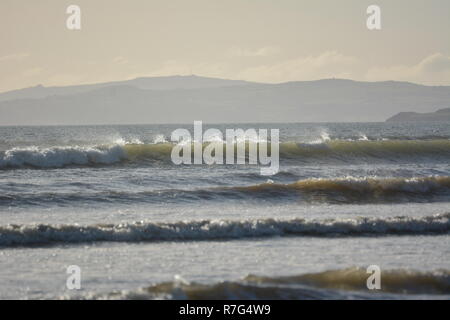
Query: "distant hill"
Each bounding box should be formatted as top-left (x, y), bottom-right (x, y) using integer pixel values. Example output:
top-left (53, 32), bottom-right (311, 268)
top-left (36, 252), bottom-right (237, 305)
top-left (1, 76), bottom-right (450, 125)
top-left (386, 108), bottom-right (450, 122)
top-left (0, 75), bottom-right (252, 102)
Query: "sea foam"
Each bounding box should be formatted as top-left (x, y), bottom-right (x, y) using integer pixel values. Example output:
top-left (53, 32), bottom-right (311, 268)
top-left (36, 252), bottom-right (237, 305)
top-left (0, 145), bottom-right (126, 168)
top-left (0, 213), bottom-right (448, 247)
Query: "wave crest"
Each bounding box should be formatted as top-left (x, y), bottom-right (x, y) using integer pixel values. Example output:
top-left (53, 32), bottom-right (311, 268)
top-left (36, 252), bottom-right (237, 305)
top-left (0, 145), bottom-right (127, 168)
top-left (239, 176), bottom-right (450, 196)
top-left (281, 139), bottom-right (450, 158)
top-left (1, 139), bottom-right (450, 169)
top-left (1, 213), bottom-right (448, 247)
top-left (246, 267), bottom-right (450, 295)
top-left (72, 268), bottom-right (450, 299)
top-left (2, 176), bottom-right (449, 205)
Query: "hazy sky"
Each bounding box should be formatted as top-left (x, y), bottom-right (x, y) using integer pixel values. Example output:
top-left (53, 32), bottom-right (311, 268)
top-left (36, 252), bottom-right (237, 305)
top-left (1, 0), bottom-right (449, 92)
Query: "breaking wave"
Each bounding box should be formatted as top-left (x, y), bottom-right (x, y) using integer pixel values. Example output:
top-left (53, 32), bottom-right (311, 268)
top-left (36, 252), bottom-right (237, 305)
top-left (1, 138), bottom-right (450, 169)
top-left (0, 213), bottom-right (448, 247)
top-left (0, 145), bottom-right (127, 169)
top-left (71, 268), bottom-right (450, 299)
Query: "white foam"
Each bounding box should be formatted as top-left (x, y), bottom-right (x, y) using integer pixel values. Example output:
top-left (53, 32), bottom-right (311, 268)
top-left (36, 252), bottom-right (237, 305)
top-left (358, 134), bottom-right (369, 141)
top-left (152, 134), bottom-right (167, 144)
top-left (0, 145), bottom-right (126, 168)
top-left (1, 213), bottom-right (448, 247)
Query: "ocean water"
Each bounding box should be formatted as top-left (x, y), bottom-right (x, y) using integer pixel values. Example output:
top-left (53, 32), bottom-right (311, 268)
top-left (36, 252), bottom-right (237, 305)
top-left (0, 122), bottom-right (449, 300)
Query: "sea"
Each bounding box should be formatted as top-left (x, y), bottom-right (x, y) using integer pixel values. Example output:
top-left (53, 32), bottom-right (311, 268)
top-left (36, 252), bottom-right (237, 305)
top-left (0, 122), bottom-right (449, 299)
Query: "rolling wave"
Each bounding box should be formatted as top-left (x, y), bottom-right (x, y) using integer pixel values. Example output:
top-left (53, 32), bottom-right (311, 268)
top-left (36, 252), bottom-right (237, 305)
top-left (234, 176), bottom-right (450, 201)
top-left (2, 176), bottom-right (450, 206)
top-left (245, 268), bottom-right (450, 294)
top-left (0, 213), bottom-right (448, 247)
top-left (71, 268), bottom-right (450, 299)
top-left (281, 139), bottom-right (450, 158)
top-left (0, 145), bottom-right (127, 169)
top-left (1, 139), bottom-right (450, 169)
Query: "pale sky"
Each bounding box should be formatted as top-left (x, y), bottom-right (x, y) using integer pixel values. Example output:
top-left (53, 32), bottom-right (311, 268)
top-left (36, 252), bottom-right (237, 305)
top-left (1, 0), bottom-right (449, 92)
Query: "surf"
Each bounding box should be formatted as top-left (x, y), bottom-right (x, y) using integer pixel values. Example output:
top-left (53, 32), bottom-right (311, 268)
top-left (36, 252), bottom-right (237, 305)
top-left (2, 176), bottom-right (450, 206)
top-left (0, 145), bottom-right (127, 169)
top-left (0, 213), bottom-right (448, 247)
top-left (1, 138), bottom-right (450, 170)
top-left (65, 267), bottom-right (450, 300)
top-left (237, 176), bottom-right (450, 195)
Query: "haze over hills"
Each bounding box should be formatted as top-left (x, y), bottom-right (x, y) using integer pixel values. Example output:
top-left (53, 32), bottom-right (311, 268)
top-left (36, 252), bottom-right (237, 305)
top-left (0, 75), bottom-right (449, 125)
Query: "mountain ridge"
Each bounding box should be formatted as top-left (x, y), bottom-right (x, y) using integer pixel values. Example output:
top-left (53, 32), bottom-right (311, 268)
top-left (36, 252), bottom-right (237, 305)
top-left (1, 76), bottom-right (450, 125)
top-left (0, 75), bottom-right (253, 102)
